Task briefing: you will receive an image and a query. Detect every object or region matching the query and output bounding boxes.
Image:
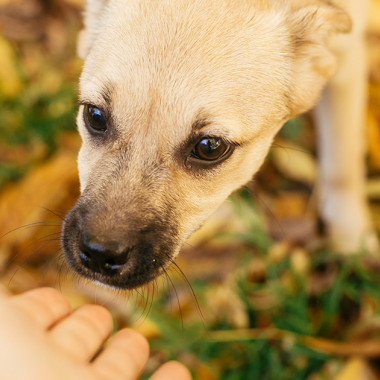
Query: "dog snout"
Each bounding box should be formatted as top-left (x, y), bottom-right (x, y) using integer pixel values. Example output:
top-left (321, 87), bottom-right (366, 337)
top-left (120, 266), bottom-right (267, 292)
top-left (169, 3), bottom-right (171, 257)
top-left (78, 233), bottom-right (131, 276)
top-left (62, 199), bottom-right (180, 289)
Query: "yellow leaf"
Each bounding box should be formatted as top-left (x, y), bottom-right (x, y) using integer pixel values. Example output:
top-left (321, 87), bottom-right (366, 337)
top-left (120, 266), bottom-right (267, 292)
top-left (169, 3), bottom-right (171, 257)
top-left (272, 140), bottom-right (316, 185)
top-left (195, 364), bottom-right (219, 380)
top-left (132, 318), bottom-right (161, 340)
top-left (0, 135), bottom-right (80, 265)
top-left (0, 35), bottom-right (22, 98)
top-left (185, 202), bottom-right (243, 247)
top-left (62, 0), bottom-right (84, 6)
top-left (290, 248), bottom-right (310, 276)
top-left (367, 111), bottom-right (380, 170)
top-left (368, 0), bottom-right (380, 34)
top-left (334, 358), bottom-right (379, 380)
top-left (366, 178), bottom-right (380, 199)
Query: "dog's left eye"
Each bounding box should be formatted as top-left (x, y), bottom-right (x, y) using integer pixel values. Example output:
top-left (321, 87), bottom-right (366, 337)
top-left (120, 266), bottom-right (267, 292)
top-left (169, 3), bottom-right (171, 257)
top-left (191, 137), bottom-right (230, 161)
top-left (83, 104), bottom-right (107, 132)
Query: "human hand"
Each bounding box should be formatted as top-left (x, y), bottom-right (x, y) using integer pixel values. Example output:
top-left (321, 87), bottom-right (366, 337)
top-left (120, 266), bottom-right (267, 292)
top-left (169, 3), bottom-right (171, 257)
top-left (0, 287), bottom-right (191, 380)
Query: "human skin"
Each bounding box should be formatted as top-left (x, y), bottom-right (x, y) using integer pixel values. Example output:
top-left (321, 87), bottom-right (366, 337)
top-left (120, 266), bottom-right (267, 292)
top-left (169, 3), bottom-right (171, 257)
top-left (0, 286), bottom-right (191, 380)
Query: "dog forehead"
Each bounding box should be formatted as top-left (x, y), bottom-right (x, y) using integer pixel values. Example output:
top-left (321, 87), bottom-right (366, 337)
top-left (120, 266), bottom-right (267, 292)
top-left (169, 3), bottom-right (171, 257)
top-left (80, 0), bottom-right (292, 141)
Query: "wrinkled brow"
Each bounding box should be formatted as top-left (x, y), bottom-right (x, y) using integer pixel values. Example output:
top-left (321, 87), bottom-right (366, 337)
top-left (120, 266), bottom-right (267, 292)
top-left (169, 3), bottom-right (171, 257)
top-left (191, 119), bottom-right (210, 133)
top-left (78, 82), bottom-right (114, 115)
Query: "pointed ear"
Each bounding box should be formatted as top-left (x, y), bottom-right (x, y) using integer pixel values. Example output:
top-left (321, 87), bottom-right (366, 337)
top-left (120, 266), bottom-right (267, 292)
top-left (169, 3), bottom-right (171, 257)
top-left (287, 1), bottom-right (352, 116)
top-left (78, 0), bottom-right (108, 60)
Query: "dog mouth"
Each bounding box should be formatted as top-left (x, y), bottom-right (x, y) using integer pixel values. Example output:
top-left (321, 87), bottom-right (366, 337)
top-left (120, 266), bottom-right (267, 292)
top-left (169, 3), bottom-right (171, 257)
top-left (61, 205), bottom-right (178, 289)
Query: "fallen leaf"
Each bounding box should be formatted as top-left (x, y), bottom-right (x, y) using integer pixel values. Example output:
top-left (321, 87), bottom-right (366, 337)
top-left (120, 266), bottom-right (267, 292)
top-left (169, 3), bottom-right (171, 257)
top-left (367, 178), bottom-right (380, 199)
top-left (267, 191), bottom-right (317, 244)
top-left (208, 328), bottom-right (380, 358)
top-left (307, 360), bottom-right (342, 380)
top-left (205, 283), bottom-right (249, 328)
top-left (63, 0), bottom-right (84, 6)
top-left (301, 336), bottom-right (380, 358)
top-left (333, 357), bottom-right (380, 380)
top-left (272, 140), bottom-right (317, 185)
top-left (195, 363), bottom-right (219, 380)
top-left (185, 201), bottom-right (245, 248)
top-left (367, 111), bottom-right (380, 170)
top-left (0, 35), bottom-right (22, 98)
top-left (270, 191), bottom-right (310, 219)
top-left (369, 0), bottom-right (380, 34)
top-left (132, 318), bottom-right (161, 340)
top-left (290, 248), bottom-right (310, 276)
top-left (0, 133), bottom-right (80, 269)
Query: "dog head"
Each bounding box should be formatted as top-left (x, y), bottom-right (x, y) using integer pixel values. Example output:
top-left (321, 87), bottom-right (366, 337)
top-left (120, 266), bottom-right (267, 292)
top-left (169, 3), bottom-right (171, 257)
top-left (62, 0), bottom-right (350, 289)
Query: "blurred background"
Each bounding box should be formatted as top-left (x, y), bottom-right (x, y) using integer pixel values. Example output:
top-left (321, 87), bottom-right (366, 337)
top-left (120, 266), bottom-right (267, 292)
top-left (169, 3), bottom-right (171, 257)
top-left (1, 0), bottom-right (380, 378)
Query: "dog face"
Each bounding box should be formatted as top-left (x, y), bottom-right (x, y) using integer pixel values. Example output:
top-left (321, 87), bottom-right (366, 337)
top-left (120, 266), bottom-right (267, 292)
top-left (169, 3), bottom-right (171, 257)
top-left (62, 0), bottom-right (350, 289)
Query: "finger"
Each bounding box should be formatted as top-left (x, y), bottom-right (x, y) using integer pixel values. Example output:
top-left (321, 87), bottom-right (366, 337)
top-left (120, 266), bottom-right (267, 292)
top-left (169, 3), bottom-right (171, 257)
top-left (9, 287), bottom-right (71, 330)
top-left (150, 361), bottom-right (192, 380)
top-left (0, 285), bottom-right (10, 297)
top-left (91, 329), bottom-right (149, 380)
top-left (49, 304), bottom-right (113, 362)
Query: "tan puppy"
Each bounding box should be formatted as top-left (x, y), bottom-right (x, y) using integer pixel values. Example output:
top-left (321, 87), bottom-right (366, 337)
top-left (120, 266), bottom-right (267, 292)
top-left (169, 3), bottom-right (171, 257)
top-left (62, 0), bottom-right (376, 289)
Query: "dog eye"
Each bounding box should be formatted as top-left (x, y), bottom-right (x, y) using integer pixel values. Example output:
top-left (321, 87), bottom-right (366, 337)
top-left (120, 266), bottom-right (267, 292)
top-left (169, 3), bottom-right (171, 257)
top-left (83, 104), bottom-right (107, 132)
top-left (191, 137), bottom-right (230, 161)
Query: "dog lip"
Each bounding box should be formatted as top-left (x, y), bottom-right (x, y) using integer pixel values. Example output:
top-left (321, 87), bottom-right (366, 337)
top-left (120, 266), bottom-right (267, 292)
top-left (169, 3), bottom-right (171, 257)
top-left (69, 262), bottom-right (164, 289)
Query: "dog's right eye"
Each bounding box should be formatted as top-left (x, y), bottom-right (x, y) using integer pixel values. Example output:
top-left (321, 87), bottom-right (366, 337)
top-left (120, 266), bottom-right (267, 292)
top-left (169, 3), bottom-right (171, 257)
top-left (191, 137), bottom-right (231, 161)
top-left (83, 104), bottom-right (107, 133)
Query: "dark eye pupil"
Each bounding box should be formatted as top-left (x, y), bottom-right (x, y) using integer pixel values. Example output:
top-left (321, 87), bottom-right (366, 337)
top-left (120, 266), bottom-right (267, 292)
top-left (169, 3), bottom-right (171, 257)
top-left (84, 105), bottom-right (107, 132)
top-left (193, 138), bottom-right (228, 161)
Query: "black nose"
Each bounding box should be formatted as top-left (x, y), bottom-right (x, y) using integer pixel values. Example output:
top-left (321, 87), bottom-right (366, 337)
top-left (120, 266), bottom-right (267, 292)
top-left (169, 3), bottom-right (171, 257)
top-left (78, 234), bottom-right (130, 276)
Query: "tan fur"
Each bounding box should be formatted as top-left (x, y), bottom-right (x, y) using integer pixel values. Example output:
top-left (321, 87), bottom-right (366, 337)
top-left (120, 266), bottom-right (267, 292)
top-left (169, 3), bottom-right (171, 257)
top-left (62, 0), bottom-right (376, 289)
top-left (315, 0), bottom-right (377, 252)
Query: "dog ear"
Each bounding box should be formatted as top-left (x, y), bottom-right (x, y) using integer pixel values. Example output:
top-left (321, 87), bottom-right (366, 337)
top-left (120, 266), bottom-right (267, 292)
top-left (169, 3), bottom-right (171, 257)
top-left (78, 0), bottom-right (108, 59)
top-left (287, 1), bottom-right (352, 116)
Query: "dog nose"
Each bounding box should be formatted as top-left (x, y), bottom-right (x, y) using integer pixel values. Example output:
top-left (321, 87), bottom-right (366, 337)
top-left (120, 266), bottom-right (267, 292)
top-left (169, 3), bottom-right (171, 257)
top-left (78, 233), bottom-right (130, 276)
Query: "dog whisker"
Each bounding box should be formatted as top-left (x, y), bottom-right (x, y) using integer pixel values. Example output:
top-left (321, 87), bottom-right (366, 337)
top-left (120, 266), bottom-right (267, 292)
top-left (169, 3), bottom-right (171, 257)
top-left (0, 221), bottom-right (62, 241)
top-left (145, 281), bottom-right (156, 320)
top-left (39, 207), bottom-right (66, 221)
top-left (137, 285), bottom-right (151, 323)
top-left (161, 252), bottom-right (204, 324)
top-left (38, 247), bottom-right (63, 283)
top-left (1, 221), bottom-right (62, 275)
top-left (55, 255), bottom-right (69, 293)
top-left (31, 232), bottom-right (62, 245)
top-left (161, 265), bottom-right (184, 331)
top-left (7, 236), bottom-right (62, 288)
top-left (138, 282), bottom-right (156, 326)
top-left (235, 186), bottom-right (284, 245)
top-left (271, 142), bottom-right (310, 155)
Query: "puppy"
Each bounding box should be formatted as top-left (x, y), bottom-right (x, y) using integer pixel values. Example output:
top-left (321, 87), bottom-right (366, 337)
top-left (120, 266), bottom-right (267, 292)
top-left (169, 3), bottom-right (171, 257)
top-left (62, 0), bottom-right (377, 289)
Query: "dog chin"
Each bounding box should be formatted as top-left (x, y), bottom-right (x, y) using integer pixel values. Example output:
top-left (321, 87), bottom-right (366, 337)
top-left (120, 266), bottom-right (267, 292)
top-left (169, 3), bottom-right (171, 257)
top-left (73, 264), bottom-right (163, 289)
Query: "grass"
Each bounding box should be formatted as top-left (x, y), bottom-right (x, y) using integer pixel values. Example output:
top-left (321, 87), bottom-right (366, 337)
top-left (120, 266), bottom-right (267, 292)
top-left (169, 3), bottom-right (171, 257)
top-left (0, 84), bottom-right (77, 186)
